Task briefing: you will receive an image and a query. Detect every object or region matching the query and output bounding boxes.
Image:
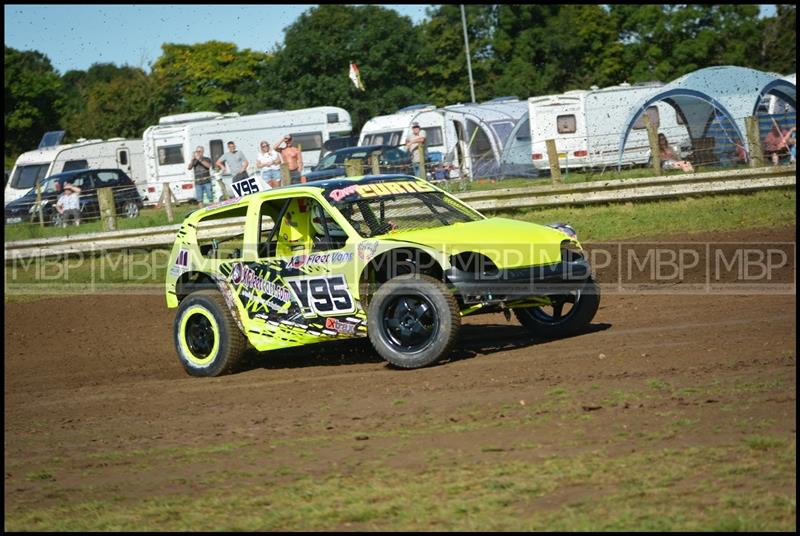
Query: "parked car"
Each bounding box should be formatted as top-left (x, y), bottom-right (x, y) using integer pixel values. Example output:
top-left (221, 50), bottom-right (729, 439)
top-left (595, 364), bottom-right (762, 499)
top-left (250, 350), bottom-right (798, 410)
top-left (302, 144), bottom-right (414, 182)
top-left (4, 168), bottom-right (144, 226)
top-left (165, 173), bottom-right (600, 376)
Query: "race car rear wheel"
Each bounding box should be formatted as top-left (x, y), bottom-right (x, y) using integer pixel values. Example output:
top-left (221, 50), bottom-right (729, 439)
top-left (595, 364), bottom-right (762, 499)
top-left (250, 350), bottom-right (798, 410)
top-left (514, 277), bottom-right (600, 339)
top-left (367, 274), bottom-right (460, 369)
top-left (174, 290), bottom-right (246, 377)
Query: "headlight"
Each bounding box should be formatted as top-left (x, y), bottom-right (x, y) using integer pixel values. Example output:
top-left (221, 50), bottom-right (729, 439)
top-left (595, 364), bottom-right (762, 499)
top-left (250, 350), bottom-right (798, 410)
top-left (546, 222), bottom-right (577, 240)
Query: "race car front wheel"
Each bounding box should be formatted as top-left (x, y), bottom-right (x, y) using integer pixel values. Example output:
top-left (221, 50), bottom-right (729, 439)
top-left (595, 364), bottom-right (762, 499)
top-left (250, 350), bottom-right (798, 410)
top-left (367, 274), bottom-right (460, 369)
top-left (514, 277), bottom-right (601, 339)
top-left (174, 290), bottom-right (246, 377)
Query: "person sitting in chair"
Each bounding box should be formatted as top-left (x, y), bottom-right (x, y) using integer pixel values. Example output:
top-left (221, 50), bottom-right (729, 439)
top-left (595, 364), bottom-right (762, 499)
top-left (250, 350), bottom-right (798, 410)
top-left (658, 133), bottom-right (694, 173)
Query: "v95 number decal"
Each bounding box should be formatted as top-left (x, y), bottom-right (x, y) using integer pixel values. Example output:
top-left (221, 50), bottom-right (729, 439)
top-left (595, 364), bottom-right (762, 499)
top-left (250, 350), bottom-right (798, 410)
top-left (286, 275), bottom-right (355, 317)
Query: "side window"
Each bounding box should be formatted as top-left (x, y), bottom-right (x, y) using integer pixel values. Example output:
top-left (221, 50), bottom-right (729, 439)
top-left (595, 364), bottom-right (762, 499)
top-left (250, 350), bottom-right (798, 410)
top-left (425, 127), bottom-right (443, 147)
top-left (309, 199), bottom-right (348, 251)
top-left (94, 171), bottom-right (120, 187)
top-left (633, 106), bottom-right (660, 130)
top-left (557, 115), bottom-right (577, 134)
top-left (290, 132), bottom-right (323, 152)
top-left (258, 198), bottom-right (291, 259)
top-left (197, 206), bottom-right (248, 260)
top-left (69, 173), bottom-right (93, 190)
top-left (258, 197), bottom-right (346, 259)
top-left (157, 145), bottom-right (184, 165)
top-left (117, 150), bottom-right (128, 166)
top-left (209, 140), bottom-right (224, 164)
top-left (62, 159), bottom-right (89, 172)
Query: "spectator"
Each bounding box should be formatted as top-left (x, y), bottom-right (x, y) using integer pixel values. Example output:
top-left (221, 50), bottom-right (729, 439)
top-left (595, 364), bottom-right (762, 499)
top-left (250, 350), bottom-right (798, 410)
top-left (216, 141), bottom-right (249, 181)
top-left (187, 145), bottom-right (214, 207)
top-left (781, 126), bottom-right (796, 164)
top-left (405, 122), bottom-right (427, 178)
top-left (256, 140), bottom-right (282, 188)
top-left (275, 135), bottom-right (304, 184)
top-left (763, 124), bottom-right (789, 166)
top-left (658, 133), bottom-right (694, 173)
top-left (55, 181), bottom-right (81, 227)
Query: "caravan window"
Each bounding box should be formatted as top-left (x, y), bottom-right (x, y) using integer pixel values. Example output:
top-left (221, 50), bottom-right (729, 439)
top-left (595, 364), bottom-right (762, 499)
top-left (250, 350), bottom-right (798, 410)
top-left (327, 113), bottom-right (340, 123)
top-left (62, 159), bottom-right (89, 172)
top-left (363, 131), bottom-right (403, 146)
top-left (633, 106), bottom-right (660, 130)
top-left (209, 140), bottom-right (224, 164)
top-left (424, 127), bottom-right (443, 147)
top-left (157, 144), bottom-right (184, 165)
top-left (556, 115), bottom-right (576, 134)
top-left (10, 164), bottom-right (49, 190)
top-left (290, 132), bottom-right (322, 152)
top-left (117, 150), bottom-right (128, 166)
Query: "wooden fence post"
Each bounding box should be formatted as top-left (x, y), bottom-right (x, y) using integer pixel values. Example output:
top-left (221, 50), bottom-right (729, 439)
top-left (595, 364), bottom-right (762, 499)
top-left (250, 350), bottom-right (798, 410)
top-left (745, 116), bottom-right (764, 168)
top-left (345, 158), bottom-right (363, 177)
top-left (370, 153), bottom-right (380, 175)
top-left (97, 187), bottom-right (117, 231)
top-left (644, 114), bottom-right (662, 176)
top-left (545, 139), bottom-right (562, 184)
top-left (280, 164), bottom-right (291, 186)
top-left (416, 144), bottom-right (426, 179)
top-left (159, 184), bottom-right (174, 223)
top-left (35, 177), bottom-right (44, 227)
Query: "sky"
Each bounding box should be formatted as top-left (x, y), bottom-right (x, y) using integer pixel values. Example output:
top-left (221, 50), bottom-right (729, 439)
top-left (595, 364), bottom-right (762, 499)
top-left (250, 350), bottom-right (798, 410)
top-left (3, 4), bottom-right (432, 74)
top-left (4, 4), bottom-right (778, 75)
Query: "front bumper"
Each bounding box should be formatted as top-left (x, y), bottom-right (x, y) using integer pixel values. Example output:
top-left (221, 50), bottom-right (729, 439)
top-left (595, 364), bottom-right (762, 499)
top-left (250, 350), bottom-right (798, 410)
top-left (445, 257), bottom-right (592, 303)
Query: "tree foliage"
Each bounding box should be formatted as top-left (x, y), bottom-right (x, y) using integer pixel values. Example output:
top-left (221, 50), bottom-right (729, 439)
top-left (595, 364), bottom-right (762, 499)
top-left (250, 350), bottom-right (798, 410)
top-left (3, 5), bottom-right (796, 164)
top-left (4, 46), bottom-right (63, 160)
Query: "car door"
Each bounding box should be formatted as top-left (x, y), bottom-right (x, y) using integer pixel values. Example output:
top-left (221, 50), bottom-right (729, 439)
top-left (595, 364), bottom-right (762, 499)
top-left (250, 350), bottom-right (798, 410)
top-left (249, 194), bottom-right (365, 343)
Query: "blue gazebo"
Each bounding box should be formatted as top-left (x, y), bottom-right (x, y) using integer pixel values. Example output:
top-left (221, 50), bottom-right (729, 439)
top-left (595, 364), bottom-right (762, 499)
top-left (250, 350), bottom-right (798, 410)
top-left (617, 66), bottom-right (797, 169)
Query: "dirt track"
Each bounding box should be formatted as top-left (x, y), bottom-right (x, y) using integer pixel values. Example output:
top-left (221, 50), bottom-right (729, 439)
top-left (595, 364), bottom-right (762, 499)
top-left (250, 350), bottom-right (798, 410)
top-left (4, 226), bottom-right (796, 529)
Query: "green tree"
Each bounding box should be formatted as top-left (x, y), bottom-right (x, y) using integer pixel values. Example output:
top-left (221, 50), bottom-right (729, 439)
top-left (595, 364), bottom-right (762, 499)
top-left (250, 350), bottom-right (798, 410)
top-left (151, 41), bottom-right (268, 114)
top-left (268, 4), bottom-right (425, 132)
top-left (63, 69), bottom-right (161, 140)
top-left (761, 5), bottom-right (796, 74)
top-left (4, 46), bottom-right (64, 161)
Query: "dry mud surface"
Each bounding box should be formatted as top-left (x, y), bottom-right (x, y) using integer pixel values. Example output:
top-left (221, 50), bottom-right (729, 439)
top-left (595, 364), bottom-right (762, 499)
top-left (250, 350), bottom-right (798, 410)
top-left (4, 226), bottom-right (796, 529)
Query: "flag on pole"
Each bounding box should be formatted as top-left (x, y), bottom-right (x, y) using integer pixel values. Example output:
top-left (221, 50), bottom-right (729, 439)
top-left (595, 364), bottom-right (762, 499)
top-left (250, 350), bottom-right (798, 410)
top-left (349, 62), bottom-right (365, 91)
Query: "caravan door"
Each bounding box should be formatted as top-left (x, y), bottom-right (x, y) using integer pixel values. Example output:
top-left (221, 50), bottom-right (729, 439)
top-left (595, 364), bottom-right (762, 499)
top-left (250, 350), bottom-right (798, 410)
top-left (150, 127), bottom-right (194, 203)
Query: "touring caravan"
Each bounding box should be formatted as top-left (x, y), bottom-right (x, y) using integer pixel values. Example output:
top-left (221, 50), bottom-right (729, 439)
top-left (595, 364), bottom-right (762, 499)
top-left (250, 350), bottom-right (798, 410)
top-left (4, 133), bottom-right (145, 206)
top-left (528, 82), bottom-right (688, 171)
top-left (141, 106), bottom-right (352, 204)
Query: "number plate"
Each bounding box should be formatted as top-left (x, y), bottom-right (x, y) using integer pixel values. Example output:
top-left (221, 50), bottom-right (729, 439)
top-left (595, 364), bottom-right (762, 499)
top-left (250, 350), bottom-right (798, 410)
top-left (6, 217), bottom-right (22, 224)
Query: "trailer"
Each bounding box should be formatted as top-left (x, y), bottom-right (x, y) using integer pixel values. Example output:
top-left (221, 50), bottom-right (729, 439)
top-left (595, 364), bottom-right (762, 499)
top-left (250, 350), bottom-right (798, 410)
top-left (528, 82), bottom-right (689, 171)
top-left (141, 107), bottom-right (352, 204)
top-left (4, 133), bottom-right (145, 206)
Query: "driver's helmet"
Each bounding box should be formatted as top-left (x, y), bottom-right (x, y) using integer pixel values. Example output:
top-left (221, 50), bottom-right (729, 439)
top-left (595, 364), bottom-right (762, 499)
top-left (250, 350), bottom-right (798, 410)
top-left (311, 204), bottom-right (347, 237)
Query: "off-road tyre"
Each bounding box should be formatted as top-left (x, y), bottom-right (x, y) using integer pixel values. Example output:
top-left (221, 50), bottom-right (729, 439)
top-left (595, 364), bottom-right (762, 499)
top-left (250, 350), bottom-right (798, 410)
top-left (367, 274), bottom-right (460, 369)
top-left (514, 277), bottom-right (601, 339)
top-left (174, 290), bottom-right (247, 377)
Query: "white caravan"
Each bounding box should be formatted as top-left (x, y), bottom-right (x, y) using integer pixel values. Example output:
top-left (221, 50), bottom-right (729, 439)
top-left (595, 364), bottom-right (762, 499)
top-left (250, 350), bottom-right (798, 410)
top-left (4, 134), bottom-right (145, 206)
top-left (141, 106), bottom-right (352, 204)
top-left (528, 82), bottom-right (689, 171)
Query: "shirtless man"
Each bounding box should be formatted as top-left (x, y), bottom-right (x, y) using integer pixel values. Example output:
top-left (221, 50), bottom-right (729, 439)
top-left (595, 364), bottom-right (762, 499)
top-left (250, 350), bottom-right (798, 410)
top-left (275, 135), bottom-right (305, 184)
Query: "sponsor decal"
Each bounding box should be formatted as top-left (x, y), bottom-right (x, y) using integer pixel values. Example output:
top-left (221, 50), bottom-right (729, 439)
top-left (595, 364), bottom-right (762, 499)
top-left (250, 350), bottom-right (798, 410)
top-left (325, 317), bottom-right (358, 335)
top-left (288, 251), bottom-right (354, 268)
top-left (357, 240), bottom-right (379, 262)
top-left (229, 262), bottom-right (292, 303)
top-left (329, 180), bottom-right (435, 202)
top-left (286, 274), bottom-right (355, 317)
top-left (170, 248), bottom-right (190, 276)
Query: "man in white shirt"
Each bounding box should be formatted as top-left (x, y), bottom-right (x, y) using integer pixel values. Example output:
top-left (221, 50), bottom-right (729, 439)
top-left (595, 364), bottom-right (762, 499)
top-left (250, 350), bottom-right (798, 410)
top-left (405, 122), bottom-right (427, 178)
top-left (56, 181), bottom-right (82, 227)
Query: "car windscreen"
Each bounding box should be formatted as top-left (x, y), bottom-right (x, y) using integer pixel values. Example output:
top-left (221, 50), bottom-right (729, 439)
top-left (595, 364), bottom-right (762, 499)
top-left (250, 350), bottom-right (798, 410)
top-left (10, 164), bottom-right (50, 190)
top-left (326, 179), bottom-right (483, 238)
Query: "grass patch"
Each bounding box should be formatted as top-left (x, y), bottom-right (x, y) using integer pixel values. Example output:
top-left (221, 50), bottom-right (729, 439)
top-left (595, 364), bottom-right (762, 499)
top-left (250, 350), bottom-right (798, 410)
top-left (742, 436), bottom-right (788, 451)
top-left (495, 188), bottom-right (795, 241)
top-left (6, 442), bottom-right (795, 531)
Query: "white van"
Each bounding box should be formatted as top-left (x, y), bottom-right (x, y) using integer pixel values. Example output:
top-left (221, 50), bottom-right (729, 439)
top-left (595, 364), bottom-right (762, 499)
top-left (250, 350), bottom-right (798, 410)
top-left (141, 106), bottom-right (352, 204)
top-left (4, 133), bottom-right (145, 206)
top-left (529, 82), bottom-right (688, 171)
